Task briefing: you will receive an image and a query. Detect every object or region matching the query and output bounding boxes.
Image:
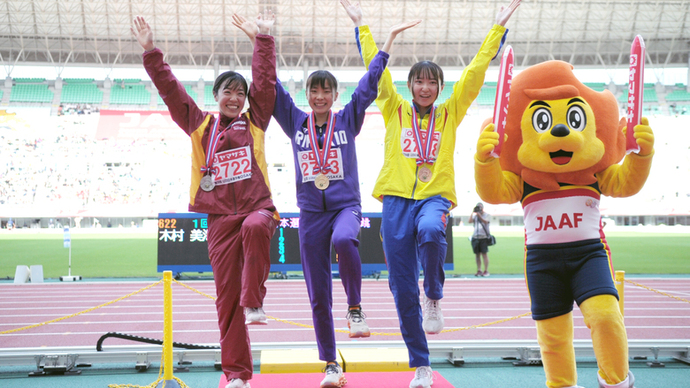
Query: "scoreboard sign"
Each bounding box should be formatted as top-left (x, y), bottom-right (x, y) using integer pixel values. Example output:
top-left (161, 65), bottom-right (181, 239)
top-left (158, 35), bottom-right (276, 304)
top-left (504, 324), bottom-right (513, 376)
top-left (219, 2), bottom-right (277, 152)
top-left (157, 212), bottom-right (454, 274)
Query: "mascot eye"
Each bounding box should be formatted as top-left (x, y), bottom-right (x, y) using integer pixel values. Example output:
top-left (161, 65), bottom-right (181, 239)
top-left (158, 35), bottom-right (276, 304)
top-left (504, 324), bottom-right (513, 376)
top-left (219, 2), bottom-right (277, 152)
top-left (567, 105), bottom-right (586, 132)
top-left (532, 108), bottom-right (552, 133)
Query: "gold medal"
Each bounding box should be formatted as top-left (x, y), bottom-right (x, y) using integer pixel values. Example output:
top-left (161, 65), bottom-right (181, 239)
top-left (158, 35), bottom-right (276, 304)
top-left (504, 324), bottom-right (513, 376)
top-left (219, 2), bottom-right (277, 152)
top-left (200, 175), bottom-right (215, 192)
top-left (417, 166), bottom-right (432, 183)
top-left (314, 173), bottom-right (330, 190)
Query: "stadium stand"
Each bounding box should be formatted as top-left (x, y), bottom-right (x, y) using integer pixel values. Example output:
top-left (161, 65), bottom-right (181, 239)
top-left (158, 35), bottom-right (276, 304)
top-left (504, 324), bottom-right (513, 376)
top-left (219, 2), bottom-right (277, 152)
top-left (294, 90), bottom-right (309, 107)
top-left (61, 83), bottom-right (103, 105)
top-left (476, 86), bottom-right (496, 105)
top-left (9, 84), bottom-right (53, 103)
top-left (12, 78), bottom-right (46, 83)
top-left (665, 88), bottom-right (690, 102)
top-left (109, 84), bottom-right (151, 105)
top-left (340, 86), bottom-right (357, 106)
top-left (1, 75), bottom-right (689, 225)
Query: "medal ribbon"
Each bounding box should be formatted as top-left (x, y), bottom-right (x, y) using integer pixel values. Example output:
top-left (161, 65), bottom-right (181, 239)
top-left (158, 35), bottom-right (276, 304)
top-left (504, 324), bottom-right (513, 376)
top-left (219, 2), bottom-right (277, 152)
top-left (411, 105), bottom-right (436, 166)
top-left (307, 111), bottom-right (336, 174)
top-left (200, 116), bottom-right (224, 176)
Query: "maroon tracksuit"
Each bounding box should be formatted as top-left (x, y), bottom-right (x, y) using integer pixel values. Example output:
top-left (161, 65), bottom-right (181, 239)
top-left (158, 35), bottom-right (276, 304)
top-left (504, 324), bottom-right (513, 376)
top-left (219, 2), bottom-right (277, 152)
top-left (143, 34), bottom-right (278, 381)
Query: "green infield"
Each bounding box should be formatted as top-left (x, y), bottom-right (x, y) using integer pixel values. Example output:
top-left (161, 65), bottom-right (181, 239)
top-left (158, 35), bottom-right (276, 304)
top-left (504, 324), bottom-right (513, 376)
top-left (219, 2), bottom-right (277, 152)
top-left (1, 230), bottom-right (689, 279)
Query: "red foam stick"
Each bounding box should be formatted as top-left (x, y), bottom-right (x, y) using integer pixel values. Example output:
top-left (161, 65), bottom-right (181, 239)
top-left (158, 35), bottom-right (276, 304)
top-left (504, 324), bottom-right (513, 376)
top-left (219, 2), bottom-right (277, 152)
top-left (491, 45), bottom-right (514, 158)
top-left (626, 35), bottom-right (645, 154)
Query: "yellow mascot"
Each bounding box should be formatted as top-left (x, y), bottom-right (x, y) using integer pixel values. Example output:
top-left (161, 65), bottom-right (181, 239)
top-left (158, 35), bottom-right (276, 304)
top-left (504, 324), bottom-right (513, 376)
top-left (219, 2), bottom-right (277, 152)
top-left (474, 60), bottom-right (654, 388)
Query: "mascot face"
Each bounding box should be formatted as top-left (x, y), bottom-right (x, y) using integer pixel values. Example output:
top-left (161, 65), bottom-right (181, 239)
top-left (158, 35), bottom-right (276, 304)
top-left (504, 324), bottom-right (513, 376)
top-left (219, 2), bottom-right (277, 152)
top-left (518, 95), bottom-right (605, 173)
top-left (499, 60), bottom-right (626, 190)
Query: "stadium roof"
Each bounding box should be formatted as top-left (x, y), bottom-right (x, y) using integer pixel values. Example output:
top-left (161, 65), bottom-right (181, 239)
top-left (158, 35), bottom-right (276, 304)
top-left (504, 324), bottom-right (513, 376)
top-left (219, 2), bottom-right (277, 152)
top-left (1, 0), bottom-right (689, 73)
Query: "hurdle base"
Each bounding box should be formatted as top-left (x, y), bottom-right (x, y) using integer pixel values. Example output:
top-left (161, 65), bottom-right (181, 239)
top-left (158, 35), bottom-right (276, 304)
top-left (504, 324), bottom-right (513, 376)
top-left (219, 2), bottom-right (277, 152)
top-left (59, 275), bottom-right (82, 281)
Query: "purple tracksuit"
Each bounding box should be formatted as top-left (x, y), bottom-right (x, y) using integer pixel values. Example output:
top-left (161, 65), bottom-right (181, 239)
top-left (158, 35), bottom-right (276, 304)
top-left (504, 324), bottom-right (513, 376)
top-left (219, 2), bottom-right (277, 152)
top-left (272, 51), bottom-right (389, 362)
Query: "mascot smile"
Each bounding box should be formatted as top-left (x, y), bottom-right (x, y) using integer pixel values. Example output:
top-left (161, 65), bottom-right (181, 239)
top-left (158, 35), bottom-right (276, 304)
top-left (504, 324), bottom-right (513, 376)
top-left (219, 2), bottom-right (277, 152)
top-left (474, 60), bottom-right (654, 388)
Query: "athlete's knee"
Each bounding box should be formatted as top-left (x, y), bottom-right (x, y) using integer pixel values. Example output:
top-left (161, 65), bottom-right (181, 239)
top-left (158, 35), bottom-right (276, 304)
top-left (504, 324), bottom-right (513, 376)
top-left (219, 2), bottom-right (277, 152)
top-left (416, 222), bottom-right (445, 245)
top-left (581, 294), bottom-right (623, 329)
top-left (242, 213), bottom-right (273, 237)
top-left (332, 233), bottom-right (357, 252)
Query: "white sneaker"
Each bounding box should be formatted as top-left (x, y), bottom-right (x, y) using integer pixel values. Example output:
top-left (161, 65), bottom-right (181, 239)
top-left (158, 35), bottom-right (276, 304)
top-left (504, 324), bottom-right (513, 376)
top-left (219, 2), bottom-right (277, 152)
top-left (422, 296), bottom-right (444, 334)
top-left (244, 307), bottom-right (267, 325)
top-left (409, 365), bottom-right (434, 388)
top-left (598, 371), bottom-right (635, 388)
top-left (226, 378), bottom-right (250, 388)
top-left (320, 362), bottom-right (346, 388)
top-left (346, 306), bottom-right (371, 338)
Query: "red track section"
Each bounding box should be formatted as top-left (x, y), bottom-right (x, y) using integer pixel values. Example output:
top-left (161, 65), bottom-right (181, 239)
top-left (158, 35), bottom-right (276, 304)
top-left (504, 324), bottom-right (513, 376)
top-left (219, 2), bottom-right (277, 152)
top-left (1, 278), bottom-right (689, 349)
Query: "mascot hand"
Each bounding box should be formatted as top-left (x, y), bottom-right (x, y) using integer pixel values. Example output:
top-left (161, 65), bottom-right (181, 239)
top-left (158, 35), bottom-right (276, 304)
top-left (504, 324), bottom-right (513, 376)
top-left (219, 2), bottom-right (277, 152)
top-left (476, 123), bottom-right (500, 163)
top-left (634, 117), bottom-right (654, 156)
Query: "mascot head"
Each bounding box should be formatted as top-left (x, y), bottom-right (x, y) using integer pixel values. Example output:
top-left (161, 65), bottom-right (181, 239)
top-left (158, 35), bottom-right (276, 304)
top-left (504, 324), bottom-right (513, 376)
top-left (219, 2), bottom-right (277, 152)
top-left (498, 60), bottom-right (626, 191)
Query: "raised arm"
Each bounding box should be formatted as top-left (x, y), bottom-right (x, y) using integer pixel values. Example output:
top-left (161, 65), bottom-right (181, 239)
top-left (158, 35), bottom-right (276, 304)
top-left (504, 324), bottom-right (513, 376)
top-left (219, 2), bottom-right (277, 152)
top-left (246, 9), bottom-right (277, 131)
top-left (382, 20), bottom-right (421, 54)
top-left (495, 0), bottom-right (521, 27)
top-left (131, 16), bottom-right (155, 52)
top-left (340, 0), bottom-right (363, 27)
top-left (232, 9), bottom-right (275, 45)
top-left (134, 16), bottom-right (205, 135)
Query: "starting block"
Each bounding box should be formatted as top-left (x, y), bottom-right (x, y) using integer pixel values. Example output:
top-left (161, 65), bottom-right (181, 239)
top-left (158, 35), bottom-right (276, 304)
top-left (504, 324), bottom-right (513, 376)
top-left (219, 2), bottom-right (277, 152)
top-left (14, 265), bottom-right (30, 284)
top-left (13, 265), bottom-right (45, 283)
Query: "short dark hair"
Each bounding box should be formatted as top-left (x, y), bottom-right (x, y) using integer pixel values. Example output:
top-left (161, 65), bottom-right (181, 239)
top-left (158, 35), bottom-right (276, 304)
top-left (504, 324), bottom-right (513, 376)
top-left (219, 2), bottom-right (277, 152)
top-left (306, 70), bottom-right (338, 92)
top-left (407, 61), bottom-right (444, 98)
top-left (213, 71), bottom-right (248, 97)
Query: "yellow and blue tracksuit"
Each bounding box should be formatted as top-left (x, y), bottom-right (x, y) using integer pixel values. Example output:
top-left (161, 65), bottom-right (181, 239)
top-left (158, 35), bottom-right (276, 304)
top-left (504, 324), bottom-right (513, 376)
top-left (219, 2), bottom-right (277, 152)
top-left (357, 24), bottom-right (507, 367)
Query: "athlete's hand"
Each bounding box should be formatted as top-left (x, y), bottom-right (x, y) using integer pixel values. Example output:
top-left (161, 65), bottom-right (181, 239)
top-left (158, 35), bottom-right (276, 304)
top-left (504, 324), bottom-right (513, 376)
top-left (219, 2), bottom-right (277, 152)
top-left (382, 20), bottom-right (421, 53)
top-left (495, 0), bottom-right (521, 27)
top-left (255, 8), bottom-right (276, 35)
top-left (131, 16), bottom-right (155, 52)
top-left (340, 0), bottom-right (363, 27)
top-left (232, 13), bottom-right (259, 45)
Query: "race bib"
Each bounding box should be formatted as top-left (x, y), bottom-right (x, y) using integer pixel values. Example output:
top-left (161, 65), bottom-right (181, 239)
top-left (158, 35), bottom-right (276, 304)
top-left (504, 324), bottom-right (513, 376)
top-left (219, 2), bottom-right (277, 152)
top-left (297, 148), bottom-right (344, 183)
top-left (211, 145), bottom-right (252, 185)
top-left (400, 127), bottom-right (440, 160)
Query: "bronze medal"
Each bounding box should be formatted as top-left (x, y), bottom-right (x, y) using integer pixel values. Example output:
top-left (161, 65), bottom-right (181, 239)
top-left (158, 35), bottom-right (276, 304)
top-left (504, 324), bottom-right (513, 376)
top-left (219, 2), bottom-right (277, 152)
top-left (200, 175), bottom-right (215, 192)
top-left (417, 166), bottom-right (432, 183)
top-left (314, 173), bottom-right (330, 190)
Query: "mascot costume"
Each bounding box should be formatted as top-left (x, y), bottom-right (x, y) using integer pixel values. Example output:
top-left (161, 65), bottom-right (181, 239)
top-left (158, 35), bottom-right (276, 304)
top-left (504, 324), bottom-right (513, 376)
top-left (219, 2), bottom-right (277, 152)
top-left (474, 60), bottom-right (654, 388)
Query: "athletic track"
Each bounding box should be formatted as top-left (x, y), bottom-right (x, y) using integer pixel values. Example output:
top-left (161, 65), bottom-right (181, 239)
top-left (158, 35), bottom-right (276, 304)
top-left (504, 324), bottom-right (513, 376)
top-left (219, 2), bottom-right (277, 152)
top-left (1, 277), bottom-right (689, 349)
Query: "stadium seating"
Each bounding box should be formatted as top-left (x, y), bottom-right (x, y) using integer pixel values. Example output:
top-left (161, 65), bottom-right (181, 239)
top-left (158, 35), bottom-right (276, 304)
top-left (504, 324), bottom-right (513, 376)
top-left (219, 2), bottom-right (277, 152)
top-left (204, 85), bottom-right (215, 109)
top-left (340, 86), bottom-right (357, 105)
top-left (61, 83), bottom-right (103, 104)
top-left (109, 84), bottom-right (151, 105)
top-left (294, 91), bottom-right (309, 107)
top-left (13, 78), bottom-right (46, 83)
top-left (476, 86), bottom-right (496, 105)
top-left (10, 84), bottom-right (53, 103)
top-left (63, 78), bottom-right (95, 83)
top-left (113, 78), bottom-right (142, 84)
top-left (665, 88), bottom-right (690, 102)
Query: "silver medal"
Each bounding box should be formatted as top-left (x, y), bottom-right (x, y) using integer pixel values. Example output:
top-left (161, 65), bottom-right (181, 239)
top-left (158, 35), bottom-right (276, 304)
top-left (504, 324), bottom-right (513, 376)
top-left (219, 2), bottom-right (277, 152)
top-left (200, 175), bottom-right (215, 192)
